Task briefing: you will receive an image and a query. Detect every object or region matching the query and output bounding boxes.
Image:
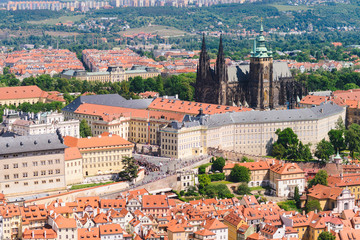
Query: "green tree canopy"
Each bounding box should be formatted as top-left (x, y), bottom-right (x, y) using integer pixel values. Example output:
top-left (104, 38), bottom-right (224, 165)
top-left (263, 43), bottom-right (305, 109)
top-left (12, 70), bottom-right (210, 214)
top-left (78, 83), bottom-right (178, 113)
top-left (118, 156), bottom-right (139, 182)
top-left (328, 129), bottom-right (346, 152)
top-left (318, 231), bottom-right (336, 240)
top-left (211, 157), bottom-right (226, 172)
top-left (229, 165), bottom-right (251, 183)
top-left (305, 199), bottom-right (321, 213)
top-left (308, 170), bottom-right (328, 188)
top-left (237, 183), bottom-right (251, 195)
top-left (345, 123), bottom-right (360, 158)
top-left (315, 139), bottom-right (335, 162)
top-left (80, 119), bottom-right (92, 138)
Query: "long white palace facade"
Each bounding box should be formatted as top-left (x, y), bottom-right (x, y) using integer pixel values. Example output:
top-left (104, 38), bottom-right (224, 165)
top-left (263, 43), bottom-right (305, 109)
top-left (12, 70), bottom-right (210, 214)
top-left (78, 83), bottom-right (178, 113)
top-left (160, 102), bottom-right (346, 158)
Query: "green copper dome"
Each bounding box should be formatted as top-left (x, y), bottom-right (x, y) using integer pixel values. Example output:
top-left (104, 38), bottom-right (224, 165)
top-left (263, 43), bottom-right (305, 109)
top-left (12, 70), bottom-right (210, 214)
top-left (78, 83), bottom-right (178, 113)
top-left (251, 19), bottom-right (272, 58)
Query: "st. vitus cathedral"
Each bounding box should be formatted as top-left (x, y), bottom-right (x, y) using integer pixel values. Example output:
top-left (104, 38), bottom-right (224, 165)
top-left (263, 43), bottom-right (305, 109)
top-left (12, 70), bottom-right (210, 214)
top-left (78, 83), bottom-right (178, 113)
top-left (195, 23), bottom-right (307, 110)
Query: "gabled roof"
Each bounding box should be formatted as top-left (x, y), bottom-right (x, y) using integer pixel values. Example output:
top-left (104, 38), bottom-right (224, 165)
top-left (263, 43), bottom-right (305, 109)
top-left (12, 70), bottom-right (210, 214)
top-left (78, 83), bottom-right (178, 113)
top-left (270, 162), bottom-right (304, 175)
top-left (0, 85), bottom-right (48, 100)
top-left (203, 218), bottom-right (228, 230)
top-left (99, 223), bottom-right (123, 235)
top-left (307, 184), bottom-right (343, 200)
top-left (78, 227), bottom-right (100, 240)
top-left (142, 195), bottom-right (169, 209)
top-left (54, 214), bottom-right (77, 229)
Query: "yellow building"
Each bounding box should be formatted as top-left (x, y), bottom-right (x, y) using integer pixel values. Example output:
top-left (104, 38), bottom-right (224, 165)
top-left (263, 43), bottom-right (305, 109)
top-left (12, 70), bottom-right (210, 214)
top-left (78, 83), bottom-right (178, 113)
top-left (223, 160), bottom-right (270, 187)
top-left (61, 65), bottom-right (160, 83)
top-left (0, 85), bottom-right (48, 107)
top-left (0, 204), bottom-right (21, 240)
top-left (223, 212), bottom-right (247, 240)
top-left (63, 102), bottom-right (185, 145)
top-left (307, 184), bottom-right (343, 211)
top-left (328, 173), bottom-right (360, 200)
top-left (64, 132), bottom-right (133, 176)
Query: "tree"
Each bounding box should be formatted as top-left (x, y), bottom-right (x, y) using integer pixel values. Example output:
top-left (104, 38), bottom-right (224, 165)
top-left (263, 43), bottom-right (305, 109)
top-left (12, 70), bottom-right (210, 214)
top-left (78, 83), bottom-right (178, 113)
top-left (198, 174), bottom-right (211, 186)
top-left (237, 183), bottom-right (251, 195)
top-left (80, 119), bottom-right (92, 138)
top-left (272, 142), bottom-right (286, 159)
top-left (345, 123), bottom-right (360, 158)
top-left (276, 128), bottom-right (299, 148)
top-left (318, 231), bottom-right (335, 240)
top-left (229, 165), bottom-right (251, 183)
top-left (305, 199), bottom-right (321, 213)
top-left (335, 117), bottom-right (345, 131)
top-left (315, 139), bottom-right (335, 162)
top-left (328, 129), bottom-right (345, 152)
top-left (294, 186), bottom-right (301, 209)
top-left (118, 156), bottom-right (139, 182)
top-left (129, 76), bottom-right (144, 93)
top-left (211, 157), bottom-right (225, 172)
top-left (308, 170), bottom-right (328, 188)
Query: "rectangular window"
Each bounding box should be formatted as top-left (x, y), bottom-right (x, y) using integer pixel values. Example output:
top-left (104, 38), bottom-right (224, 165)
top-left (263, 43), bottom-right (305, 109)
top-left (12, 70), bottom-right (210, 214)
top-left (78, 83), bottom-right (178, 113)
top-left (41, 161), bottom-right (46, 166)
top-left (56, 179), bottom-right (60, 182)
top-left (24, 182), bottom-right (28, 186)
top-left (23, 172), bottom-right (28, 178)
top-left (22, 163), bottom-right (27, 167)
top-left (34, 171), bottom-right (38, 176)
top-left (33, 162), bottom-right (38, 166)
top-left (4, 175), bottom-right (9, 180)
top-left (13, 174), bottom-right (19, 179)
top-left (56, 169), bottom-right (60, 174)
top-left (41, 170), bottom-right (46, 176)
top-left (42, 180), bottom-right (46, 184)
top-left (34, 181), bottom-right (38, 185)
top-left (48, 170), bottom-right (53, 175)
top-left (48, 160), bottom-right (53, 165)
top-left (13, 163), bottom-right (18, 168)
top-left (4, 164), bottom-right (9, 169)
top-left (55, 159), bottom-right (60, 164)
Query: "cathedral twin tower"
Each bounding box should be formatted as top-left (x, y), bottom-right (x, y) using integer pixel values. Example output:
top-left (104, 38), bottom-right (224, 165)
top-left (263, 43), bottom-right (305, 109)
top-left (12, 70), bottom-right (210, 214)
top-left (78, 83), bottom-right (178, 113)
top-left (195, 23), bottom-right (307, 110)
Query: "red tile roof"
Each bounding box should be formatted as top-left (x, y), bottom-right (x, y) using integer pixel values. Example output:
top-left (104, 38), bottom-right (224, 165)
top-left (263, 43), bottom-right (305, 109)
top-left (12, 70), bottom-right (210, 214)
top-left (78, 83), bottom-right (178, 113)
top-left (64, 132), bottom-right (133, 150)
top-left (64, 147), bottom-right (82, 161)
top-left (0, 85), bottom-right (48, 100)
top-left (148, 97), bottom-right (252, 116)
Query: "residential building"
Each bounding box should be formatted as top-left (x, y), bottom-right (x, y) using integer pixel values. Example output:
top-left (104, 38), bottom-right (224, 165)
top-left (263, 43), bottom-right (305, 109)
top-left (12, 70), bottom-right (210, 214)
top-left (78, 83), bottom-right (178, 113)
top-left (0, 132), bottom-right (67, 196)
top-left (64, 132), bottom-right (133, 176)
top-left (223, 161), bottom-right (270, 187)
top-left (0, 205), bottom-right (21, 240)
top-left (160, 103), bottom-right (346, 157)
top-left (48, 214), bottom-right (77, 240)
top-left (307, 184), bottom-right (344, 211)
top-left (269, 162), bottom-right (305, 197)
top-left (223, 212), bottom-right (247, 240)
top-left (1, 110), bottom-right (79, 138)
top-left (141, 195), bottom-right (169, 217)
top-left (177, 169), bottom-right (199, 191)
top-left (4, 49), bottom-right (84, 79)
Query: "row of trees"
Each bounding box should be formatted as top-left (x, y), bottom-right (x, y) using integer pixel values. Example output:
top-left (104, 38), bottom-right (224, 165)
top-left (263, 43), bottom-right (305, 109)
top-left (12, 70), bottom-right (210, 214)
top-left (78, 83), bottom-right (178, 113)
top-left (0, 72), bottom-right (197, 102)
top-left (272, 117), bottom-right (360, 162)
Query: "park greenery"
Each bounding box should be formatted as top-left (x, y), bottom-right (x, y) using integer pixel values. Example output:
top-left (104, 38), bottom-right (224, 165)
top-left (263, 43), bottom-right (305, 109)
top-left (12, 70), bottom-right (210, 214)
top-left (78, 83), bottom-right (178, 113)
top-left (305, 199), bottom-right (321, 213)
top-left (229, 165), bottom-right (251, 183)
top-left (271, 128), bottom-right (312, 161)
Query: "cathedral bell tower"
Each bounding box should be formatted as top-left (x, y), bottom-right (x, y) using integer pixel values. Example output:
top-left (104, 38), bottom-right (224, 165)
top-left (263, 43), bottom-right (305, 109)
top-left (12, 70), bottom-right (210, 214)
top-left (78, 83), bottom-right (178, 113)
top-left (249, 19), bottom-right (273, 110)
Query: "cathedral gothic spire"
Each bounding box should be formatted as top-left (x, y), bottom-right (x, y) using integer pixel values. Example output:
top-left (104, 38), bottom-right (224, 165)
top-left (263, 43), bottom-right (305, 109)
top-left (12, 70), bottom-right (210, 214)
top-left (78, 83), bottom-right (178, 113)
top-left (216, 35), bottom-right (228, 105)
